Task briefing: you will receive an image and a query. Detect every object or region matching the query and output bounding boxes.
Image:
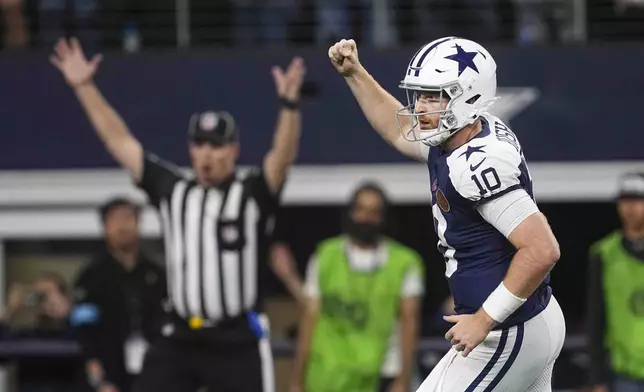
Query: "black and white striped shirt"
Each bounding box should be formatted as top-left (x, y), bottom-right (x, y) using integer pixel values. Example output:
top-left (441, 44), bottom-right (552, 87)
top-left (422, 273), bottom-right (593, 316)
top-left (136, 153), bottom-right (278, 323)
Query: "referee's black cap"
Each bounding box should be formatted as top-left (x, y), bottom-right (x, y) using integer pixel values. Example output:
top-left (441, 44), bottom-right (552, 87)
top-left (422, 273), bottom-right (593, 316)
top-left (188, 110), bottom-right (239, 146)
top-left (617, 172), bottom-right (644, 200)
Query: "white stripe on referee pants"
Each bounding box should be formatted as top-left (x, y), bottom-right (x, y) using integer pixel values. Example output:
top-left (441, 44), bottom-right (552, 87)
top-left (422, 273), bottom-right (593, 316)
top-left (258, 314), bottom-right (275, 392)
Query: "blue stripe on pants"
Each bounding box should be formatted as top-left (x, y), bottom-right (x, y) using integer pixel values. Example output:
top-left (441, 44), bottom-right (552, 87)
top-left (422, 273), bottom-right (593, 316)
top-left (464, 328), bottom-right (509, 392)
top-left (484, 324), bottom-right (525, 391)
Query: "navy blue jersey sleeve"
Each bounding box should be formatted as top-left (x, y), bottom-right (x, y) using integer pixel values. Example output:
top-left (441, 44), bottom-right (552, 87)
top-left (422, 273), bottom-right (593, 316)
top-left (136, 153), bottom-right (184, 206)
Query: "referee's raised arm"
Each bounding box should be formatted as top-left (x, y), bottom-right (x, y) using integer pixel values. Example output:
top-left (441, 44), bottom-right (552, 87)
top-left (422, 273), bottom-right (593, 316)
top-left (50, 37), bottom-right (144, 182)
top-left (263, 57), bottom-right (306, 195)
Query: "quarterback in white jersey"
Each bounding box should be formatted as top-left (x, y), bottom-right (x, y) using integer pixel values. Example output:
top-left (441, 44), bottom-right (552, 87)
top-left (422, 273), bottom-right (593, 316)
top-left (328, 37), bottom-right (565, 391)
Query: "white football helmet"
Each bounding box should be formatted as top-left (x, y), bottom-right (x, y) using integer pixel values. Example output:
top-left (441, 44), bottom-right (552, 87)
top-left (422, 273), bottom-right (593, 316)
top-left (397, 36), bottom-right (499, 146)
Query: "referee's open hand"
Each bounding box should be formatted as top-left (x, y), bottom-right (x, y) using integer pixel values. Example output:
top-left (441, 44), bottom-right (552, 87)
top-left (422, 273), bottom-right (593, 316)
top-left (272, 56), bottom-right (306, 102)
top-left (49, 37), bottom-right (103, 88)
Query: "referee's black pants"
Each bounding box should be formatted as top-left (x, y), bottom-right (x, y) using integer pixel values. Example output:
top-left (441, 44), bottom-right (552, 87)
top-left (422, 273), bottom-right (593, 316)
top-left (133, 314), bottom-right (274, 392)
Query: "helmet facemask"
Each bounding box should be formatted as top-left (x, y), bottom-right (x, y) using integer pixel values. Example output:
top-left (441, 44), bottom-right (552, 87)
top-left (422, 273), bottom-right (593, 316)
top-left (396, 81), bottom-right (466, 147)
top-left (396, 81), bottom-right (500, 147)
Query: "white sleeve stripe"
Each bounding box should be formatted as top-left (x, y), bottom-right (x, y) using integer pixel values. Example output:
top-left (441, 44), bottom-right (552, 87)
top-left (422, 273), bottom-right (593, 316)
top-left (477, 189), bottom-right (539, 238)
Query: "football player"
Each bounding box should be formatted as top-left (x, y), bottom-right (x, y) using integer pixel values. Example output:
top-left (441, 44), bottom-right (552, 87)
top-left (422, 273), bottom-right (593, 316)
top-left (327, 36), bottom-right (565, 391)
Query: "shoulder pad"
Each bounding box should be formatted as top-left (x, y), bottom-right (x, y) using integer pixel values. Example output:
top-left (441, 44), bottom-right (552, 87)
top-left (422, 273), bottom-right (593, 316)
top-left (448, 140), bottom-right (522, 202)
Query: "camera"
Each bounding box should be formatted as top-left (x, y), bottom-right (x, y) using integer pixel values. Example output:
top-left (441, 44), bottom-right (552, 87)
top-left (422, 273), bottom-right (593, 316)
top-left (22, 291), bottom-right (46, 307)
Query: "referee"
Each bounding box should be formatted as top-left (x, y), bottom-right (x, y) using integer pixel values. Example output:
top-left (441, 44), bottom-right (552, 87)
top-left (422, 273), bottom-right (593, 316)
top-left (50, 37), bottom-right (305, 392)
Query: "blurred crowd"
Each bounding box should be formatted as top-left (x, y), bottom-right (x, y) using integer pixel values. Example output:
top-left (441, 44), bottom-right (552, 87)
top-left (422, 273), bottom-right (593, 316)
top-left (1, 0), bottom-right (644, 52)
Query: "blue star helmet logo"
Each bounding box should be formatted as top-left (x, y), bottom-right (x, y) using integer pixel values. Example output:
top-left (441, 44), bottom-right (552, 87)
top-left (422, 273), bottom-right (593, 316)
top-left (445, 44), bottom-right (480, 77)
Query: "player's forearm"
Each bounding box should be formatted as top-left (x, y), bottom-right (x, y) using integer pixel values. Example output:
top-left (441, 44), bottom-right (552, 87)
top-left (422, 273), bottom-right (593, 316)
top-left (503, 245), bottom-right (559, 299)
top-left (345, 67), bottom-right (408, 145)
top-left (480, 247), bottom-right (557, 326)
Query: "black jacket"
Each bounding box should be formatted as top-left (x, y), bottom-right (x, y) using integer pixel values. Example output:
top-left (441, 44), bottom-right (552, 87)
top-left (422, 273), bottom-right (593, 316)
top-left (72, 249), bottom-right (167, 391)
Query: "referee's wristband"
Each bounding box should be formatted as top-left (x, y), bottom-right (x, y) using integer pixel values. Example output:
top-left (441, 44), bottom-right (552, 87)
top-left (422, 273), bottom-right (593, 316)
top-left (280, 97), bottom-right (300, 110)
top-left (482, 282), bottom-right (526, 324)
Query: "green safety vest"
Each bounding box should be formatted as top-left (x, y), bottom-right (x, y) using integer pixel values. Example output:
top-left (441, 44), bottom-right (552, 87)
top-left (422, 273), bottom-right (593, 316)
top-left (305, 236), bottom-right (423, 392)
top-left (592, 231), bottom-right (644, 379)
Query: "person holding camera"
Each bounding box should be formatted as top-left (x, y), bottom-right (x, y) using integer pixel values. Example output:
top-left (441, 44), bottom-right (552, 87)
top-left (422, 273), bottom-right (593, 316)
top-left (1, 272), bottom-right (74, 392)
top-left (4, 273), bottom-right (71, 329)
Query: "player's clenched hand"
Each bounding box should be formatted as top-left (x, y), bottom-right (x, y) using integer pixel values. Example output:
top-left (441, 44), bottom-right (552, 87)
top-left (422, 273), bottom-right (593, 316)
top-left (49, 37), bottom-right (102, 88)
top-left (443, 311), bottom-right (496, 357)
top-left (328, 38), bottom-right (361, 77)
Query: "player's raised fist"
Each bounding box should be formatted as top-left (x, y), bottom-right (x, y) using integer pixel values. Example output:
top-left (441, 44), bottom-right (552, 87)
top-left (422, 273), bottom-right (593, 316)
top-left (328, 38), bottom-right (361, 77)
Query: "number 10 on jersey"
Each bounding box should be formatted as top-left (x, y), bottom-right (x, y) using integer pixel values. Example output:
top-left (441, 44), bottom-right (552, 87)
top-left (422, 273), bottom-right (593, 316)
top-left (472, 167), bottom-right (501, 196)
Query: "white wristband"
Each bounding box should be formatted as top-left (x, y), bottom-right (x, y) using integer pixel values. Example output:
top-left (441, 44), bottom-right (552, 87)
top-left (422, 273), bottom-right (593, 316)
top-left (482, 282), bottom-right (526, 324)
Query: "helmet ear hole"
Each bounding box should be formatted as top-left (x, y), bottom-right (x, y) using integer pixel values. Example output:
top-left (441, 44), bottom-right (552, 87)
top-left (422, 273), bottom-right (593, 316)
top-left (466, 94), bottom-right (481, 105)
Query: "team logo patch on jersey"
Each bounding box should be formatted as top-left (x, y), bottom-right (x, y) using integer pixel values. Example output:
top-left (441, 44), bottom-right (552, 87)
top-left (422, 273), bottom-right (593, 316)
top-left (436, 189), bottom-right (450, 212)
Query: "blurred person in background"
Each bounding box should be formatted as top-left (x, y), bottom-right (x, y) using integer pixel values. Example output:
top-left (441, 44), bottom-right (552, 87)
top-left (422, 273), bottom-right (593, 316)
top-left (3, 272), bottom-right (71, 331)
top-left (50, 36), bottom-right (304, 392)
top-left (71, 197), bottom-right (166, 392)
top-left (290, 182), bottom-right (425, 392)
top-left (587, 173), bottom-right (644, 392)
top-left (1, 272), bottom-right (75, 392)
top-left (1, 0), bottom-right (28, 49)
